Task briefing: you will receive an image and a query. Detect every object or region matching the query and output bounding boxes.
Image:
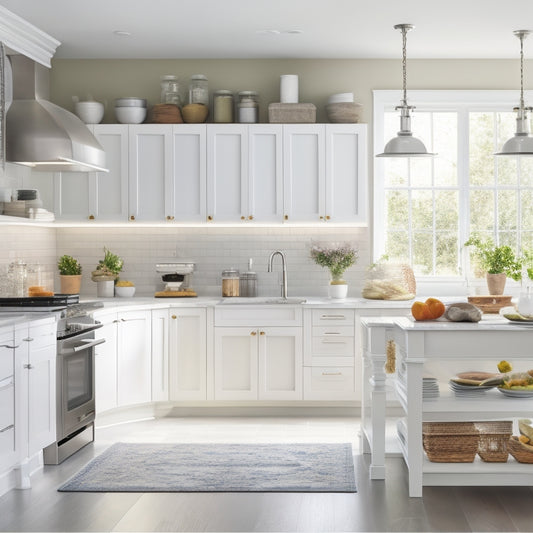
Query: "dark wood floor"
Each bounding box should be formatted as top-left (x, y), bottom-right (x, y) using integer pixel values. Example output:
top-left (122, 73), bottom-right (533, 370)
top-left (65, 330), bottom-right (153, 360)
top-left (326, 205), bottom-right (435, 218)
top-left (0, 417), bottom-right (532, 532)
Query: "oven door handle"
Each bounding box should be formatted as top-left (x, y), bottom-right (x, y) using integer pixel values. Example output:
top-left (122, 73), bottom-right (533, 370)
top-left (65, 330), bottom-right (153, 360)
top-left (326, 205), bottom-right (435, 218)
top-left (71, 338), bottom-right (106, 353)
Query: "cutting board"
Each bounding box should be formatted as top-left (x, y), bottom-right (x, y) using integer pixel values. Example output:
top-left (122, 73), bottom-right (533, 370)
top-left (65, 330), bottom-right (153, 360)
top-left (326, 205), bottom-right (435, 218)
top-left (155, 289), bottom-right (197, 298)
top-left (467, 295), bottom-right (512, 313)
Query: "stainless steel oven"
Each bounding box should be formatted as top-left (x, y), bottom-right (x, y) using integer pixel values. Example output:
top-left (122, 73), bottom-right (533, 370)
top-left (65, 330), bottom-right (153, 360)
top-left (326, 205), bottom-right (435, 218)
top-left (43, 314), bottom-right (104, 464)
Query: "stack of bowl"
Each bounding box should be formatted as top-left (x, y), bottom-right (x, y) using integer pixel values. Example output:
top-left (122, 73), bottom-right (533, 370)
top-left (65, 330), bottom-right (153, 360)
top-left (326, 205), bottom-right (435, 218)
top-left (115, 98), bottom-right (147, 124)
top-left (74, 100), bottom-right (105, 124)
top-left (326, 93), bottom-right (362, 123)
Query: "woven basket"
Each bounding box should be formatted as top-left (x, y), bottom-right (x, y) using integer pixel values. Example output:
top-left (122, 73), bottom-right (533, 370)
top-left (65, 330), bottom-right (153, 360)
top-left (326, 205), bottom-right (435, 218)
top-left (475, 421), bottom-right (513, 462)
top-left (149, 104), bottom-right (183, 124)
top-left (422, 422), bottom-right (479, 462)
top-left (508, 436), bottom-right (533, 463)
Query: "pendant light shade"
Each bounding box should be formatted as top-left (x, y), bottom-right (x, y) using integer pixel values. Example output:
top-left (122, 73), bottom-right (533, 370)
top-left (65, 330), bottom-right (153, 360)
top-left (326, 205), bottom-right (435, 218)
top-left (376, 24), bottom-right (435, 158)
top-left (496, 30), bottom-right (533, 156)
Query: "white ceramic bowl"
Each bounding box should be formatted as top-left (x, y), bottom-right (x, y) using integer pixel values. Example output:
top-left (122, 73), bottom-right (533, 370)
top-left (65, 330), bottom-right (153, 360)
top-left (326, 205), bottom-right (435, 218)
top-left (327, 93), bottom-right (355, 105)
top-left (74, 101), bottom-right (105, 124)
top-left (114, 286), bottom-right (136, 298)
top-left (115, 106), bottom-right (146, 124)
top-left (115, 97), bottom-right (147, 108)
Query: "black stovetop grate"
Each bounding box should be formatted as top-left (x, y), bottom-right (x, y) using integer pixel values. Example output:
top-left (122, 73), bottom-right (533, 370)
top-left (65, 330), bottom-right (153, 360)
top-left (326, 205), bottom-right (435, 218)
top-left (0, 294), bottom-right (80, 307)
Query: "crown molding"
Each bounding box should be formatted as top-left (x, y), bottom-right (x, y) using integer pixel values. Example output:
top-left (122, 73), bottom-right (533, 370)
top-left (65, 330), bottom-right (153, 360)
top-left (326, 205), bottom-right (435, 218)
top-left (0, 5), bottom-right (59, 67)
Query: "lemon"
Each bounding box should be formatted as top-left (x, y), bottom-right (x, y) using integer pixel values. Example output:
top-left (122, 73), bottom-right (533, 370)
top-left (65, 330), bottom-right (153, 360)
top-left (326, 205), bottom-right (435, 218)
top-left (498, 360), bottom-right (512, 373)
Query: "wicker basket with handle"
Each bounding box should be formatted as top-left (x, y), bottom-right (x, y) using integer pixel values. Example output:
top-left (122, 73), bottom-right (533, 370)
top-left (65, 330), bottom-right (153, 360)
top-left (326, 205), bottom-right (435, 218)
top-left (422, 422), bottom-right (479, 463)
top-left (475, 421), bottom-right (513, 462)
top-left (508, 436), bottom-right (533, 463)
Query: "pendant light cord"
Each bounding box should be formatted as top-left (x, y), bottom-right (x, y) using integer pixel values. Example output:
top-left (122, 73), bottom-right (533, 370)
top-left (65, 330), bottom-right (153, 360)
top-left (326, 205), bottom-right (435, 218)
top-left (520, 32), bottom-right (525, 110)
top-left (402, 26), bottom-right (408, 104)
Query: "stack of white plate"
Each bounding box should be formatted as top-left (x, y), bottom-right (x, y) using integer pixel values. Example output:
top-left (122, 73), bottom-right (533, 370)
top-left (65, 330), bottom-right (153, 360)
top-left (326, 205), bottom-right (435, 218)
top-left (115, 98), bottom-right (147, 124)
top-left (423, 377), bottom-right (440, 399)
top-left (449, 380), bottom-right (492, 397)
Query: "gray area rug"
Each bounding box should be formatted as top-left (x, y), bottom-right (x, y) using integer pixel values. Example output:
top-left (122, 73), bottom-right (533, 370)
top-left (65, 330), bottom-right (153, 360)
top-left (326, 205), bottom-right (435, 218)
top-left (58, 442), bottom-right (356, 492)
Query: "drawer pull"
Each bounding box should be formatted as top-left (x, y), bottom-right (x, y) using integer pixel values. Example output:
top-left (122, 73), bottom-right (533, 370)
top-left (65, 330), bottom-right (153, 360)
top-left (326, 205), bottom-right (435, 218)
top-left (321, 340), bottom-right (347, 344)
top-left (323, 332), bottom-right (341, 335)
top-left (0, 424), bottom-right (14, 434)
top-left (322, 372), bottom-right (342, 376)
top-left (23, 364), bottom-right (34, 370)
top-left (23, 337), bottom-right (34, 342)
top-left (320, 315), bottom-right (346, 320)
top-left (0, 344), bottom-right (19, 349)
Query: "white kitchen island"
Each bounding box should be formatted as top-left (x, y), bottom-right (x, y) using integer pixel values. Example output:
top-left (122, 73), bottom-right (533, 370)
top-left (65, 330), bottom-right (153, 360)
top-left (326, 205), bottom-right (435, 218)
top-left (361, 315), bottom-right (533, 497)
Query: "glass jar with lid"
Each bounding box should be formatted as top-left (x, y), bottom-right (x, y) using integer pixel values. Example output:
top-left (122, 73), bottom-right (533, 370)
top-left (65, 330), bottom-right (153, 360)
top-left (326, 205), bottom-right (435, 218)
top-left (221, 268), bottom-right (240, 297)
top-left (160, 75), bottom-right (181, 107)
top-left (189, 74), bottom-right (209, 105)
top-left (213, 90), bottom-right (234, 123)
top-left (237, 91), bottom-right (259, 123)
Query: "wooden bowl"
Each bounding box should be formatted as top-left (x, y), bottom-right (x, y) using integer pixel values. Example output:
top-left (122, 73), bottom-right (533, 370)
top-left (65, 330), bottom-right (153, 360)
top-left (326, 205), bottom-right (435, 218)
top-left (182, 103), bottom-right (209, 124)
top-left (326, 102), bottom-right (362, 123)
top-left (149, 104), bottom-right (183, 124)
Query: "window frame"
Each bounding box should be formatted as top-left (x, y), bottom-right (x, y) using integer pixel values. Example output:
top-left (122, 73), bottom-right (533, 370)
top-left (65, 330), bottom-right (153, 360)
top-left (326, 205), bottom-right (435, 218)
top-left (373, 89), bottom-right (533, 286)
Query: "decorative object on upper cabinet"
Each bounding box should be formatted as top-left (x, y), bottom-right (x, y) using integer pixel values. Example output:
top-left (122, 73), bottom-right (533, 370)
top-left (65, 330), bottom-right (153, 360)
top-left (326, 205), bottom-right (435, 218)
top-left (326, 102), bottom-right (362, 123)
top-left (149, 103), bottom-right (183, 123)
top-left (189, 74), bottom-right (209, 106)
top-left (268, 103), bottom-right (316, 124)
top-left (280, 75), bottom-right (299, 103)
top-left (237, 91), bottom-right (259, 123)
top-left (91, 247), bottom-right (124, 298)
top-left (73, 98), bottom-right (104, 124)
top-left (57, 254), bottom-right (82, 294)
top-left (181, 103), bottom-right (208, 123)
top-left (376, 24), bottom-right (435, 158)
top-left (310, 240), bottom-right (358, 299)
top-left (362, 257), bottom-right (416, 300)
top-left (213, 90), bottom-right (234, 123)
top-left (496, 30), bottom-right (533, 155)
top-left (114, 97), bottom-right (147, 124)
top-left (464, 236), bottom-right (521, 295)
top-left (160, 75), bottom-right (181, 107)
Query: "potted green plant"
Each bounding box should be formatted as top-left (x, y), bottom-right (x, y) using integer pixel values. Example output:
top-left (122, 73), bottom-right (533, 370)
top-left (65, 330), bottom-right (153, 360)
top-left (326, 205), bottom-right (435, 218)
top-left (310, 240), bottom-right (358, 299)
top-left (91, 247), bottom-right (124, 297)
top-left (464, 236), bottom-right (521, 295)
top-left (57, 254), bottom-right (82, 294)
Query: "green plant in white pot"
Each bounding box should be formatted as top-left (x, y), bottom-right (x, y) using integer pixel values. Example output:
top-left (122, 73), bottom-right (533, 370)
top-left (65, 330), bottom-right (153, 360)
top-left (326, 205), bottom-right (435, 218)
top-left (57, 255), bottom-right (82, 294)
top-left (91, 247), bottom-right (123, 297)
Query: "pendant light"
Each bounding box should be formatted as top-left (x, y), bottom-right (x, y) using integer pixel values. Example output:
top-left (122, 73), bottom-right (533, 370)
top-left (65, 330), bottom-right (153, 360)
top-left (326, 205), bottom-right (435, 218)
top-left (376, 24), bottom-right (435, 158)
top-left (496, 30), bottom-right (533, 156)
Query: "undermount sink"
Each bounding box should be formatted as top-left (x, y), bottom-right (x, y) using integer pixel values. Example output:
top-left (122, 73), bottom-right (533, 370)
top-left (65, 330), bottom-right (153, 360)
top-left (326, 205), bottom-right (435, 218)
top-left (218, 297), bottom-right (307, 305)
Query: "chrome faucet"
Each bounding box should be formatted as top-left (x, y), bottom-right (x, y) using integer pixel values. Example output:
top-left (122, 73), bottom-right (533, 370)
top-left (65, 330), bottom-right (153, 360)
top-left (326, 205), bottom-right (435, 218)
top-left (268, 250), bottom-right (288, 299)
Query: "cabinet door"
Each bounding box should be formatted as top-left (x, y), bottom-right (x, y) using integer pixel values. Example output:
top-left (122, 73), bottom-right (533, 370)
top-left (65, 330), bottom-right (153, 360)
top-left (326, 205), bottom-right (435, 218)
top-left (172, 125), bottom-right (207, 222)
top-left (248, 124), bottom-right (283, 223)
top-left (117, 310), bottom-right (152, 406)
top-left (283, 124), bottom-right (325, 222)
top-left (94, 312), bottom-right (118, 414)
top-left (0, 329), bottom-right (16, 473)
top-left (214, 327), bottom-right (258, 400)
top-left (128, 124), bottom-right (173, 222)
top-left (53, 170), bottom-right (91, 221)
top-left (24, 321), bottom-right (56, 456)
top-left (325, 124), bottom-right (367, 223)
top-left (151, 309), bottom-right (169, 402)
top-left (169, 308), bottom-right (206, 401)
top-left (206, 125), bottom-right (248, 222)
top-left (258, 327), bottom-right (302, 400)
top-left (90, 124), bottom-right (129, 221)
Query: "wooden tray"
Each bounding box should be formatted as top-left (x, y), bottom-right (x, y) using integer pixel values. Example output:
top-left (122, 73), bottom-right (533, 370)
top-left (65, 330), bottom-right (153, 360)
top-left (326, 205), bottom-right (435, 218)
top-left (155, 290), bottom-right (197, 298)
top-left (467, 295), bottom-right (513, 313)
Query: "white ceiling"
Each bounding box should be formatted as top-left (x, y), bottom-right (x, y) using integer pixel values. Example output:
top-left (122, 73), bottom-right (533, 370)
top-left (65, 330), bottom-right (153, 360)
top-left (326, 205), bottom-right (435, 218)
top-left (3, 0), bottom-right (533, 60)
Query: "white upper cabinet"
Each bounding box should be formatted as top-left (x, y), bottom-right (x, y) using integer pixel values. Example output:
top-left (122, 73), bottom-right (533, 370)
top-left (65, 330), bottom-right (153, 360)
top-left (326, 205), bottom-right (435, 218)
top-left (248, 124), bottom-right (283, 223)
top-left (30, 123), bottom-right (367, 225)
top-left (283, 124), bottom-right (325, 223)
top-left (128, 124), bottom-right (174, 222)
top-left (325, 124), bottom-right (367, 223)
top-left (171, 125), bottom-right (207, 222)
top-left (206, 125), bottom-right (248, 222)
top-left (89, 125), bottom-right (129, 221)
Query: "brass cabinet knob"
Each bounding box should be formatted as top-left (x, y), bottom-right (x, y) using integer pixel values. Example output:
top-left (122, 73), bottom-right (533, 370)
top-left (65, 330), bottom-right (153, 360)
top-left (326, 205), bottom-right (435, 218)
top-left (319, 216), bottom-right (324, 220)
top-left (284, 215), bottom-right (288, 220)
top-left (207, 215), bottom-right (213, 221)
top-left (166, 215), bottom-right (175, 221)
top-left (259, 331), bottom-right (265, 336)
top-left (248, 215), bottom-right (254, 220)
top-left (172, 315), bottom-right (177, 319)
top-left (326, 215), bottom-right (331, 220)
top-left (241, 215), bottom-right (245, 220)
top-left (88, 215), bottom-right (95, 220)
top-left (130, 215), bottom-right (135, 221)
top-left (250, 331), bottom-right (257, 336)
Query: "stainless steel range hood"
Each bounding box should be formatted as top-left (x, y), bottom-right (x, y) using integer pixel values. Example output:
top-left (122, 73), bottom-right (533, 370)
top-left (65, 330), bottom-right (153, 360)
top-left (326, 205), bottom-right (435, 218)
top-left (5, 54), bottom-right (107, 172)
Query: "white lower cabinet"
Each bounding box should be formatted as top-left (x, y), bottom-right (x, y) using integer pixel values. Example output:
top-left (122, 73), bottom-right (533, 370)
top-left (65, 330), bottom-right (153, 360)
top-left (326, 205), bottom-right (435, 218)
top-left (151, 309), bottom-right (169, 402)
top-left (214, 326), bottom-right (302, 401)
top-left (169, 308), bottom-right (207, 401)
top-left (0, 327), bottom-right (17, 474)
top-left (93, 309), bottom-right (152, 413)
top-left (15, 318), bottom-right (57, 459)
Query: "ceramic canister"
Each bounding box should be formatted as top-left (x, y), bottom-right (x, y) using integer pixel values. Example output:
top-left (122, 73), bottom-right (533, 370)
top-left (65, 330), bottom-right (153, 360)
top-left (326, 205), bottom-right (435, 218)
top-left (280, 75), bottom-right (299, 103)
